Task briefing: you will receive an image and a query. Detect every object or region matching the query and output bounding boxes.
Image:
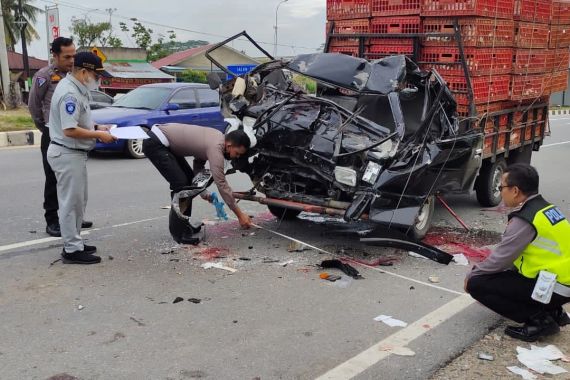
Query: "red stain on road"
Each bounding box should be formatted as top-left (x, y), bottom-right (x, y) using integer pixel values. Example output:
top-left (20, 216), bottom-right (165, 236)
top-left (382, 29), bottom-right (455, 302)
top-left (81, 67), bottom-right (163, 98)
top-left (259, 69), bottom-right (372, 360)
top-left (193, 246), bottom-right (230, 261)
top-left (423, 228), bottom-right (496, 262)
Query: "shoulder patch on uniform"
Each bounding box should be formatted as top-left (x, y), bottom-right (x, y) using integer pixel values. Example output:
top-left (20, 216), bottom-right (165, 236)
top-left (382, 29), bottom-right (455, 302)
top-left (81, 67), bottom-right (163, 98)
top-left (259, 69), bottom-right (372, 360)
top-left (65, 99), bottom-right (77, 115)
top-left (37, 77), bottom-right (47, 87)
top-left (51, 74), bottom-right (62, 82)
top-left (543, 206), bottom-right (566, 226)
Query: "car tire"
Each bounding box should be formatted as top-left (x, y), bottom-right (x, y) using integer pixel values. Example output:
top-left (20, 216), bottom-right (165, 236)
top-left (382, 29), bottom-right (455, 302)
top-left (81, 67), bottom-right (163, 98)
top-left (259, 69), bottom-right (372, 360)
top-left (125, 127), bottom-right (149, 159)
top-left (408, 195), bottom-right (434, 240)
top-left (267, 205), bottom-right (301, 220)
top-left (475, 158), bottom-right (506, 207)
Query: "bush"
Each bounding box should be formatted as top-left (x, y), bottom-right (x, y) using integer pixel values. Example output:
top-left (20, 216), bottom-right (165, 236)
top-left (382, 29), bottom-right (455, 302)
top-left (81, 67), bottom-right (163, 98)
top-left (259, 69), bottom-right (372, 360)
top-left (178, 69), bottom-right (208, 84)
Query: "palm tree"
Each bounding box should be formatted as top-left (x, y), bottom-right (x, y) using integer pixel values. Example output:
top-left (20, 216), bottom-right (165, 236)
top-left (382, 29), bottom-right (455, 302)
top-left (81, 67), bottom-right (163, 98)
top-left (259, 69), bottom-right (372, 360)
top-left (2, 0), bottom-right (43, 51)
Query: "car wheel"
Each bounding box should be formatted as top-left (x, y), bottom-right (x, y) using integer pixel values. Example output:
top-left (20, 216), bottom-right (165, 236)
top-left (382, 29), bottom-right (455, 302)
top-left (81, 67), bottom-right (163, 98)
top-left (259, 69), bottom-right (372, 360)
top-left (267, 205), bottom-right (301, 220)
top-left (475, 158), bottom-right (506, 207)
top-left (125, 138), bottom-right (146, 159)
top-left (408, 195), bottom-right (434, 240)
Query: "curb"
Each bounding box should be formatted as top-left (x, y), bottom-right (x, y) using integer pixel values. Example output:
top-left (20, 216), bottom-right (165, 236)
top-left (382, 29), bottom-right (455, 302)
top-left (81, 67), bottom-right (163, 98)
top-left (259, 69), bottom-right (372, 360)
top-left (0, 130), bottom-right (41, 148)
top-left (550, 109), bottom-right (570, 116)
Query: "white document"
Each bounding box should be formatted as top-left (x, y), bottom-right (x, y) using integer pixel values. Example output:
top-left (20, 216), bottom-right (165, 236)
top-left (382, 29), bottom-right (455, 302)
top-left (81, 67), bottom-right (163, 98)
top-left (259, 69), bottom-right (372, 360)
top-left (373, 315), bottom-right (408, 327)
top-left (517, 345), bottom-right (568, 375)
top-left (110, 126), bottom-right (149, 140)
top-left (507, 366), bottom-right (537, 380)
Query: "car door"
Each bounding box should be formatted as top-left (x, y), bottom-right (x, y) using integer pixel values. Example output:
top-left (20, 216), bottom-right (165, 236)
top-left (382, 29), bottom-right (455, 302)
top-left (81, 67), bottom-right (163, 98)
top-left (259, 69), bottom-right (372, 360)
top-left (195, 88), bottom-right (226, 132)
top-left (164, 88), bottom-right (202, 125)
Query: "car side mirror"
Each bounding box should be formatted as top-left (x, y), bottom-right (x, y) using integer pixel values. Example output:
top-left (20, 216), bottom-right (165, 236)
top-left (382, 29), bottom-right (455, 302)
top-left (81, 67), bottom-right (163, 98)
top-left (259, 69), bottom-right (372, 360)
top-left (163, 103), bottom-right (180, 112)
top-left (207, 72), bottom-right (222, 90)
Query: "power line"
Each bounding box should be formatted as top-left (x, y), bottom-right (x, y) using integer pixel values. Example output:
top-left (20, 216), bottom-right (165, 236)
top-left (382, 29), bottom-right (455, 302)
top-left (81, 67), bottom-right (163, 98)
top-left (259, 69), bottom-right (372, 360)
top-left (36, 0), bottom-right (321, 51)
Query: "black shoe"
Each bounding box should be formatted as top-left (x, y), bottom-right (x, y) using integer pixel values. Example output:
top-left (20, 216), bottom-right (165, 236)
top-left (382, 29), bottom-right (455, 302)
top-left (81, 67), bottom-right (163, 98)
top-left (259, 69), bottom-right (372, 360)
top-left (81, 221), bottom-right (93, 229)
top-left (46, 223), bottom-right (61, 237)
top-left (83, 245), bottom-right (97, 254)
top-left (550, 308), bottom-right (570, 327)
top-left (505, 313), bottom-right (560, 342)
top-left (61, 250), bottom-right (101, 265)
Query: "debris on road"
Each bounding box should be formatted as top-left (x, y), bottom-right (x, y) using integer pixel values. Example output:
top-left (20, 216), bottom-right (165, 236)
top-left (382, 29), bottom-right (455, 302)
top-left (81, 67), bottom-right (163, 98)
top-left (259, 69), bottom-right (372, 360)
top-left (507, 366), bottom-right (537, 380)
top-left (428, 276), bottom-right (440, 283)
top-left (477, 352), bottom-right (494, 361)
top-left (262, 258), bottom-right (280, 264)
top-left (188, 298), bottom-right (202, 304)
top-left (201, 262), bottom-right (237, 273)
top-left (320, 259), bottom-right (362, 279)
top-left (374, 315), bottom-right (408, 327)
top-left (287, 241), bottom-right (310, 252)
top-left (516, 345), bottom-right (568, 375)
top-left (452, 254), bottom-right (469, 266)
top-left (333, 276), bottom-right (353, 288)
top-left (279, 259), bottom-right (295, 267)
top-left (173, 297), bottom-right (184, 304)
top-left (77, 305), bottom-right (84, 310)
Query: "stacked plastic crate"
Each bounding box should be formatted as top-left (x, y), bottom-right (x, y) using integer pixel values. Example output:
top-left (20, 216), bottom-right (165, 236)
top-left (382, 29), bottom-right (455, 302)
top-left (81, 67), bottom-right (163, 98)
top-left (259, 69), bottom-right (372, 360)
top-left (326, 0), bottom-right (372, 56)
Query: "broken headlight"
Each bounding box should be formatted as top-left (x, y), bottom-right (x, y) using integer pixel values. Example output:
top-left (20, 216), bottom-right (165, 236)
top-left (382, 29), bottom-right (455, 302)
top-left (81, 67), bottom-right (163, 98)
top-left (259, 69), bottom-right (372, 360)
top-left (362, 161), bottom-right (382, 184)
top-left (334, 167), bottom-right (357, 187)
top-left (369, 139), bottom-right (394, 160)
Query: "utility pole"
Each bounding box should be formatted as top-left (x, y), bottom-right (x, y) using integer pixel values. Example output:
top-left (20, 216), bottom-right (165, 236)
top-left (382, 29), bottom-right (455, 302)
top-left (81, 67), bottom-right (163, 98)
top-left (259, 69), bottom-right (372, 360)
top-left (0, 0), bottom-right (12, 106)
top-left (16, 0), bottom-right (30, 81)
top-left (273, 0), bottom-right (288, 57)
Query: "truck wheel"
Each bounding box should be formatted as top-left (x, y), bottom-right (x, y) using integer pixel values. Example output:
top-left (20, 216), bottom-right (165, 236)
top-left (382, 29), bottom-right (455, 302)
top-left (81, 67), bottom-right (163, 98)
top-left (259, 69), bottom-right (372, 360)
top-left (475, 158), bottom-right (506, 207)
top-left (268, 205), bottom-right (301, 220)
top-left (408, 195), bottom-right (434, 240)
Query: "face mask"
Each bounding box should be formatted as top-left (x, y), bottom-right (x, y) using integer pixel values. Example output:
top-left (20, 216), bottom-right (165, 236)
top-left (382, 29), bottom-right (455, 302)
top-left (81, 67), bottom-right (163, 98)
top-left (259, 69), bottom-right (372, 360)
top-left (84, 74), bottom-right (100, 91)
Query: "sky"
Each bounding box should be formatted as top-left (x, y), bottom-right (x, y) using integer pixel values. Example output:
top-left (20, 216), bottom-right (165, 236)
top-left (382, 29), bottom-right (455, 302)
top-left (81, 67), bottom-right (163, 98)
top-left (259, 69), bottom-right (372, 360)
top-left (21, 0), bottom-right (327, 60)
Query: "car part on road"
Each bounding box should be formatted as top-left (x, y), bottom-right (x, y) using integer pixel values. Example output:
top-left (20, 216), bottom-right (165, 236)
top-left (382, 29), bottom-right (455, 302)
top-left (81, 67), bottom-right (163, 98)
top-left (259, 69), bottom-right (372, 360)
top-left (320, 259), bottom-right (363, 279)
top-left (360, 237), bottom-right (454, 264)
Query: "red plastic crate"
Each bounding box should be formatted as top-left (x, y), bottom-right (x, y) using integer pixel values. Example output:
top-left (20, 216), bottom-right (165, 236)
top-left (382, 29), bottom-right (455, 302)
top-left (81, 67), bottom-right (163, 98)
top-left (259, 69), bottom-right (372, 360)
top-left (421, 0), bottom-right (514, 18)
top-left (366, 43), bottom-right (414, 59)
top-left (546, 70), bottom-right (569, 93)
top-left (549, 25), bottom-right (570, 48)
top-left (446, 74), bottom-right (511, 104)
top-left (327, 19), bottom-right (370, 46)
top-left (514, 22), bottom-right (550, 48)
top-left (483, 132), bottom-right (507, 156)
top-left (422, 17), bottom-right (514, 47)
top-left (371, 0), bottom-right (420, 15)
top-left (419, 47), bottom-right (512, 76)
top-left (329, 45), bottom-right (361, 56)
top-left (514, 0), bottom-right (552, 23)
top-left (546, 48), bottom-right (570, 70)
top-left (456, 101), bottom-right (505, 117)
top-left (551, 1), bottom-right (570, 25)
top-left (369, 16), bottom-right (420, 44)
top-left (510, 74), bottom-right (549, 100)
top-left (513, 49), bottom-right (552, 73)
top-left (327, 0), bottom-right (372, 20)
top-left (368, 37), bottom-right (415, 45)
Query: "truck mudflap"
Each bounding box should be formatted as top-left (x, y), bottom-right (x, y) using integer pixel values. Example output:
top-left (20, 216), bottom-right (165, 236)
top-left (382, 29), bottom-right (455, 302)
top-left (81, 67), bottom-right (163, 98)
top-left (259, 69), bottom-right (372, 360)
top-left (360, 236), bottom-right (453, 264)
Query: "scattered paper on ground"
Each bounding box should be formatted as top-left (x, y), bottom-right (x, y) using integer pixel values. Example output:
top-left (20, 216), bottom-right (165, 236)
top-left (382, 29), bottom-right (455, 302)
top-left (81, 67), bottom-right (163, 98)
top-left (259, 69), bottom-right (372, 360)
top-left (452, 253), bottom-right (469, 266)
top-left (507, 366), bottom-right (537, 380)
top-left (200, 262), bottom-right (237, 273)
top-left (517, 345), bottom-right (568, 375)
top-left (374, 315), bottom-right (408, 327)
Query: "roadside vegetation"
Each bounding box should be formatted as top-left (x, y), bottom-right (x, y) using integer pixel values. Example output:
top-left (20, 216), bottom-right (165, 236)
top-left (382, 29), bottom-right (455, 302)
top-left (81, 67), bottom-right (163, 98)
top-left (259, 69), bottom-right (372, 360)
top-left (0, 107), bottom-right (34, 132)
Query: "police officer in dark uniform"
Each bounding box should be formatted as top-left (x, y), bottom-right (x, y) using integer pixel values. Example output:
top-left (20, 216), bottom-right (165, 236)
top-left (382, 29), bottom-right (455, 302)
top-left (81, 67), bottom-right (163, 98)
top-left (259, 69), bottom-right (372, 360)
top-left (465, 163), bottom-right (570, 342)
top-left (29, 37), bottom-right (93, 237)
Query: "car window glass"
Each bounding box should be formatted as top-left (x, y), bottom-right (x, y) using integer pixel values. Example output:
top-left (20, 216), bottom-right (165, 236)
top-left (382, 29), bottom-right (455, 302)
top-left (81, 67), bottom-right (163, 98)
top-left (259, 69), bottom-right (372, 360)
top-left (196, 88), bottom-right (220, 108)
top-left (169, 89), bottom-right (197, 109)
top-left (113, 87), bottom-right (172, 109)
top-left (90, 91), bottom-right (112, 103)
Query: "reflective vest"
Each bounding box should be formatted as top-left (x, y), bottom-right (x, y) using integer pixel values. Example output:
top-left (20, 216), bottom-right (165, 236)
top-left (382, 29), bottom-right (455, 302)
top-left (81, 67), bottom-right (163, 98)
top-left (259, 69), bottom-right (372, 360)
top-left (511, 195), bottom-right (570, 285)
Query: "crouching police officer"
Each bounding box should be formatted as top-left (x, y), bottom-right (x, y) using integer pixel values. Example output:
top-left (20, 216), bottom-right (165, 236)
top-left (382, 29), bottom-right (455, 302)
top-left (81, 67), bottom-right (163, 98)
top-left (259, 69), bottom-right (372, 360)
top-left (47, 52), bottom-right (116, 264)
top-left (465, 163), bottom-right (570, 341)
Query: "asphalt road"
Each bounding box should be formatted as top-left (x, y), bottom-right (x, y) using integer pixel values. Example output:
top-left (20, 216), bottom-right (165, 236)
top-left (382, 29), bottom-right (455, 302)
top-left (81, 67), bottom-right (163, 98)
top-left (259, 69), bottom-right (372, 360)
top-left (1, 118), bottom-right (569, 380)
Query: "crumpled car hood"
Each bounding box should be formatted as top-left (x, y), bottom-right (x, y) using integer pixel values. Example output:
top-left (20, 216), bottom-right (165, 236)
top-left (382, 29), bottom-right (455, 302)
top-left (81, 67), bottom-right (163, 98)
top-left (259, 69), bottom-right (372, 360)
top-left (287, 54), bottom-right (413, 94)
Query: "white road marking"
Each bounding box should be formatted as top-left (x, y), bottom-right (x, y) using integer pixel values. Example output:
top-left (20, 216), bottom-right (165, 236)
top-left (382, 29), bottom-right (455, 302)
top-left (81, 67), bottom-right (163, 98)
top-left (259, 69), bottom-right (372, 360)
top-left (541, 140), bottom-right (570, 148)
top-left (0, 216), bottom-right (167, 255)
top-left (315, 295), bottom-right (475, 380)
top-left (252, 222), bottom-right (463, 295)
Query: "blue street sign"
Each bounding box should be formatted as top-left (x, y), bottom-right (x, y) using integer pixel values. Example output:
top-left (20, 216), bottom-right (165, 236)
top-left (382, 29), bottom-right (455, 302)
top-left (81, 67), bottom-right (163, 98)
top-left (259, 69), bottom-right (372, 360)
top-left (227, 64), bottom-right (257, 80)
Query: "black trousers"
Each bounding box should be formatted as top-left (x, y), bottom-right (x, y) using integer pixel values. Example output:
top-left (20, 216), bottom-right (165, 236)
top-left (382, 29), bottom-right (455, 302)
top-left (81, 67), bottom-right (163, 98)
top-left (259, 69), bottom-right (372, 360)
top-left (142, 132), bottom-right (194, 216)
top-left (40, 126), bottom-right (59, 225)
top-left (467, 270), bottom-right (570, 323)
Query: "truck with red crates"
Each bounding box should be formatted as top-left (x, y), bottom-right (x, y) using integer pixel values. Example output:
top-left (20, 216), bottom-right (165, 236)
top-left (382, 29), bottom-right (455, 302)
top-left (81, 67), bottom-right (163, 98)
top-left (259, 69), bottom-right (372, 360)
top-left (326, 0), bottom-right (569, 208)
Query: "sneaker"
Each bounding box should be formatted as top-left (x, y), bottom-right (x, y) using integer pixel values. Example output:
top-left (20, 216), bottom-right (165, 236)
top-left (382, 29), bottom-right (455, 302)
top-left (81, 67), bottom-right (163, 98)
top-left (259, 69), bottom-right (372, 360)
top-left (505, 313), bottom-right (560, 342)
top-left (81, 221), bottom-right (93, 229)
top-left (46, 223), bottom-right (61, 237)
top-left (83, 245), bottom-right (97, 254)
top-left (61, 250), bottom-right (101, 265)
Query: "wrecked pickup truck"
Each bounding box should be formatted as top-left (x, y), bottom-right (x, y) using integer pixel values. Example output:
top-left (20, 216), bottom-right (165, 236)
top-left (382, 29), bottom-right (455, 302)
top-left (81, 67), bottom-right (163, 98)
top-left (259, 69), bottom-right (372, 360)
top-left (205, 33), bottom-right (482, 239)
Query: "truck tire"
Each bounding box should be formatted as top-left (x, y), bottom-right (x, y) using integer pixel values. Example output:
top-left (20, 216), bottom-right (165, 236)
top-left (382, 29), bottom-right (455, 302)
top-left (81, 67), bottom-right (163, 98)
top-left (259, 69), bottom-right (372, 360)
top-left (408, 195), bottom-right (434, 240)
top-left (268, 205), bottom-right (301, 220)
top-left (475, 158), bottom-right (506, 207)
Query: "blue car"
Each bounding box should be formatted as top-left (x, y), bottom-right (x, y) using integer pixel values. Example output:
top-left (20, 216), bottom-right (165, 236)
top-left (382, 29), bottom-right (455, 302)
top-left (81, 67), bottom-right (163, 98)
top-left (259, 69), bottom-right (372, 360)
top-left (92, 83), bottom-right (226, 158)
